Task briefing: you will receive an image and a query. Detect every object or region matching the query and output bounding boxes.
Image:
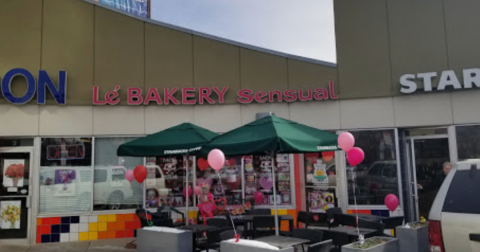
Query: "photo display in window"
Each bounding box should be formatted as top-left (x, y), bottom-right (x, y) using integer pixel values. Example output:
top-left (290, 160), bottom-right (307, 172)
top-left (244, 154), bottom-right (292, 206)
top-left (145, 156), bottom-right (194, 208)
top-left (306, 187), bottom-right (336, 213)
top-left (304, 152), bottom-right (336, 186)
top-left (196, 156), bottom-right (243, 211)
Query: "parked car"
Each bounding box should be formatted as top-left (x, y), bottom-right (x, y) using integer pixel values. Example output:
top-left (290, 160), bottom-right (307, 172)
top-left (428, 159), bottom-right (480, 252)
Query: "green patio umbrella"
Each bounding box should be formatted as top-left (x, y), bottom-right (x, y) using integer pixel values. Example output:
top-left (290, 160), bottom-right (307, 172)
top-left (117, 122), bottom-right (218, 225)
top-left (199, 115), bottom-right (339, 235)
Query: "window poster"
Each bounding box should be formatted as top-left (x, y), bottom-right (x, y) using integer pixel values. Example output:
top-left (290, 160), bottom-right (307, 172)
top-left (2, 159), bottom-right (25, 188)
top-left (307, 188), bottom-right (336, 213)
top-left (54, 169), bottom-right (76, 197)
top-left (0, 200), bottom-right (21, 229)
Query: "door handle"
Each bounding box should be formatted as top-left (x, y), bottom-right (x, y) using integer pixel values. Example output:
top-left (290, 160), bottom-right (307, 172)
top-left (470, 234), bottom-right (480, 242)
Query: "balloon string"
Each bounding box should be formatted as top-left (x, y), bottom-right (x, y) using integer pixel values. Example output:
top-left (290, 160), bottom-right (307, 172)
top-left (215, 171), bottom-right (238, 237)
top-left (351, 167), bottom-right (360, 239)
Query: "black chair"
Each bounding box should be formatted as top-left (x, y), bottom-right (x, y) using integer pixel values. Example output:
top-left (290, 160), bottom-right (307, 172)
top-left (358, 219), bottom-right (385, 237)
top-left (249, 208), bottom-right (271, 215)
top-left (207, 218), bottom-right (229, 228)
top-left (381, 216), bottom-right (404, 236)
top-left (297, 211), bottom-right (310, 228)
top-left (330, 232), bottom-right (349, 251)
top-left (252, 216), bottom-right (276, 238)
top-left (195, 227), bottom-right (231, 252)
top-left (337, 214), bottom-right (358, 227)
top-left (326, 208), bottom-right (342, 228)
top-left (135, 208), bottom-right (172, 228)
top-left (307, 239), bottom-right (332, 252)
top-left (307, 212), bottom-right (329, 228)
top-left (292, 228), bottom-right (324, 244)
top-left (157, 205), bottom-right (185, 227)
top-left (220, 229), bottom-right (238, 241)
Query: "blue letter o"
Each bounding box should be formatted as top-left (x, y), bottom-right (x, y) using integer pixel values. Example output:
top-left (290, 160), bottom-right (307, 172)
top-left (1, 68), bottom-right (36, 104)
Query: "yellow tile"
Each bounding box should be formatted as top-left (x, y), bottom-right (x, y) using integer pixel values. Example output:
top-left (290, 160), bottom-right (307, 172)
top-left (189, 211), bottom-right (197, 218)
top-left (89, 232), bottom-right (98, 240)
top-left (79, 232), bottom-right (89, 241)
top-left (107, 214), bottom-right (116, 222)
top-left (98, 215), bottom-right (108, 222)
top-left (89, 223), bottom-right (98, 232)
top-left (98, 222), bottom-right (107, 232)
top-left (271, 209), bottom-right (287, 215)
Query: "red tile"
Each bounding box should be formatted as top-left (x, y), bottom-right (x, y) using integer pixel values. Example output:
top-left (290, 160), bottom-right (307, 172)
top-left (116, 231), bottom-right (125, 238)
top-left (36, 235), bottom-right (42, 243)
top-left (41, 218), bottom-right (51, 225)
top-left (125, 221), bottom-right (135, 230)
top-left (125, 230), bottom-right (134, 238)
top-left (107, 231), bottom-right (116, 239)
top-left (41, 225), bottom-right (51, 235)
top-left (134, 215), bottom-right (140, 222)
top-left (37, 226), bottom-right (43, 235)
top-left (133, 221), bottom-right (141, 229)
top-left (51, 217), bottom-right (61, 225)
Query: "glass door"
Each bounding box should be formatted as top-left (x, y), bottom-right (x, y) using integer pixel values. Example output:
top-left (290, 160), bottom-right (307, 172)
top-left (408, 138), bottom-right (450, 220)
top-left (0, 148), bottom-right (33, 241)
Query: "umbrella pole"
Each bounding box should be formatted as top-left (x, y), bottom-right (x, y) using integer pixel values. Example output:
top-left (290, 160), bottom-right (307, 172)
top-left (271, 153), bottom-right (280, 236)
top-left (185, 153), bottom-right (189, 226)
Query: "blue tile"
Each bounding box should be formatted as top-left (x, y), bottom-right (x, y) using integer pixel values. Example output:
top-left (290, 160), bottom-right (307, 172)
top-left (371, 210), bottom-right (381, 216)
top-left (70, 216), bottom-right (79, 223)
top-left (51, 225), bottom-right (61, 234)
top-left (61, 224), bottom-right (70, 233)
top-left (41, 235), bottom-right (51, 243)
top-left (51, 234), bottom-right (60, 243)
top-left (61, 217), bottom-right (70, 224)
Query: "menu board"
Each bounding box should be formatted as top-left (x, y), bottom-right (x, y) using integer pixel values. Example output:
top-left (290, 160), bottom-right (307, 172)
top-left (244, 154), bottom-right (292, 205)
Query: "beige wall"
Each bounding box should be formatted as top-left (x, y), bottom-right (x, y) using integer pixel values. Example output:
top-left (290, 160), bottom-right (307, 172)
top-left (0, 0), bottom-right (336, 106)
top-left (335, 0), bottom-right (480, 99)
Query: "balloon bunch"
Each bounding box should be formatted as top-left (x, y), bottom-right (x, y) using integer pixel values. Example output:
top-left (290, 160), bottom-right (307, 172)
top-left (125, 165), bottom-right (151, 225)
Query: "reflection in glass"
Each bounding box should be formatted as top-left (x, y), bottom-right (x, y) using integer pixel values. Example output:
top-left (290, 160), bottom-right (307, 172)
top-left (456, 125), bottom-right (480, 161)
top-left (347, 130), bottom-right (399, 205)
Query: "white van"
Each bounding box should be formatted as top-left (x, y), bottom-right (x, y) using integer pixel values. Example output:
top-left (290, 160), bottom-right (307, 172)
top-left (428, 159), bottom-right (480, 252)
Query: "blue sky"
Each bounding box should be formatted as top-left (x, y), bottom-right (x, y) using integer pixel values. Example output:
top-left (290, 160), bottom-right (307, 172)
top-left (150, 0), bottom-right (336, 63)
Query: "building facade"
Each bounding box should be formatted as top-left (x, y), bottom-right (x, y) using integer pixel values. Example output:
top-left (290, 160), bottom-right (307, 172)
top-left (0, 0), bottom-right (479, 245)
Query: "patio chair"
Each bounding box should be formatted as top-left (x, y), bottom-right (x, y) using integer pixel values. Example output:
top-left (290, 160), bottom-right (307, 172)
top-left (297, 211), bottom-right (309, 228)
top-left (253, 216), bottom-right (276, 238)
top-left (157, 205), bottom-right (185, 227)
top-left (292, 228), bottom-right (324, 244)
top-left (135, 208), bottom-right (172, 228)
top-left (207, 218), bottom-right (229, 228)
top-left (358, 219), bottom-right (385, 237)
top-left (330, 232), bottom-right (349, 251)
top-left (337, 214), bottom-right (358, 227)
top-left (307, 212), bottom-right (329, 229)
top-left (325, 208), bottom-right (342, 228)
top-left (306, 239), bottom-right (332, 252)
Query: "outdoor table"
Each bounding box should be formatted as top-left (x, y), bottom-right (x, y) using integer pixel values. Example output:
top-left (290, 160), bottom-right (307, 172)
top-left (255, 235), bottom-right (310, 248)
top-left (347, 213), bottom-right (388, 222)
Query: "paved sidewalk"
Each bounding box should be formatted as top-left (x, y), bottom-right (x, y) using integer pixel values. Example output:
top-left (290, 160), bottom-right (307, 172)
top-left (1, 238), bottom-right (137, 252)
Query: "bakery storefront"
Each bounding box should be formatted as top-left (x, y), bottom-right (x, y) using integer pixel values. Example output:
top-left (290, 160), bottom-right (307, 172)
top-left (2, 0), bottom-right (480, 246)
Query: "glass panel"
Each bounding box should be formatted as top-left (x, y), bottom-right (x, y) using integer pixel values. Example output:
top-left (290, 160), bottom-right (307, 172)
top-left (414, 138), bottom-right (450, 218)
top-left (347, 130), bottom-right (399, 205)
top-left (146, 156), bottom-right (194, 208)
top-left (93, 138), bottom-right (143, 211)
top-left (405, 128), bottom-right (447, 137)
top-left (39, 138), bottom-right (92, 214)
top-left (456, 125), bottom-right (480, 161)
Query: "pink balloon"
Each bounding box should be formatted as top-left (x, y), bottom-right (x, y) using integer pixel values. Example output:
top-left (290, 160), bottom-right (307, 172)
top-left (183, 185), bottom-right (192, 198)
top-left (338, 132), bottom-right (355, 152)
top-left (347, 147), bottom-right (364, 167)
top-left (254, 191), bottom-right (264, 204)
top-left (385, 194), bottom-right (399, 212)
top-left (208, 149), bottom-right (225, 171)
top-left (194, 186), bottom-right (202, 196)
top-left (125, 170), bottom-right (134, 183)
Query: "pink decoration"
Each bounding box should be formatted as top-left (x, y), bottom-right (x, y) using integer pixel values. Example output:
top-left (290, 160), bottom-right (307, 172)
top-left (183, 185), bottom-right (192, 198)
top-left (313, 215), bottom-right (319, 222)
top-left (197, 158), bottom-right (210, 171)
top-left (208, 149), bottom-right (225, 171)
top-left (196, 178), bottom-right (213, 187)
top-left (338, 132), bottom-right (355, 152)
top-left (254, 191), bottom-right (264, 204)
top-left (125, 170), bottom-right (134, 183)
top-left (260, 177), bottom-right (274, 191)
top-left (385, 194), bottom-right (399, 212)
top-left (194, 186), bottom-right (202, 196)
top-left (347, 147), bottom-right (365, 167)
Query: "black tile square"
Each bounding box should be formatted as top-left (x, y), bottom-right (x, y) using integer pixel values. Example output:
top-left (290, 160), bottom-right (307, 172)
top-left (51, 225), bottom-right (61, 234)
top-left (41, 235), bottom-right (50, 243)
top-left (51, 234), bottom-right (60, 243)
top-left (61, 217), bottom-right (70, 224)
top-left (61, 224), bottom-right (70, 233)
top-left (70, 216), bottom-right (79, 223)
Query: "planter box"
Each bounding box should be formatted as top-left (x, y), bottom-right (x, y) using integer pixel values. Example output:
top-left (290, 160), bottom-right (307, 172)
top-left (221, 239), bottom-right (295, 252)
top-left (342, 236), bottom-right (398, 252)
top-left (137, 226), bottom-right (193, 252)
top-left (396, 224), bottom-right (429, 252)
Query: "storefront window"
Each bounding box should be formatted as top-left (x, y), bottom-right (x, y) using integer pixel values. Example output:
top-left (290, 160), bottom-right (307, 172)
top-left (145, 156), bottom-right (194, 208)
top-left (244, 154), bottom-right (293, 206)
top-left (304, 152), bottom-right (337, 212)
top-left (347, 130), bottom-right (399, 205)
top-left (456, 125), bottom-right (480, 161)
top-left (93, 138), bottom-right (143, 211)
top-left (39, 138), bottom-right (92, 213)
